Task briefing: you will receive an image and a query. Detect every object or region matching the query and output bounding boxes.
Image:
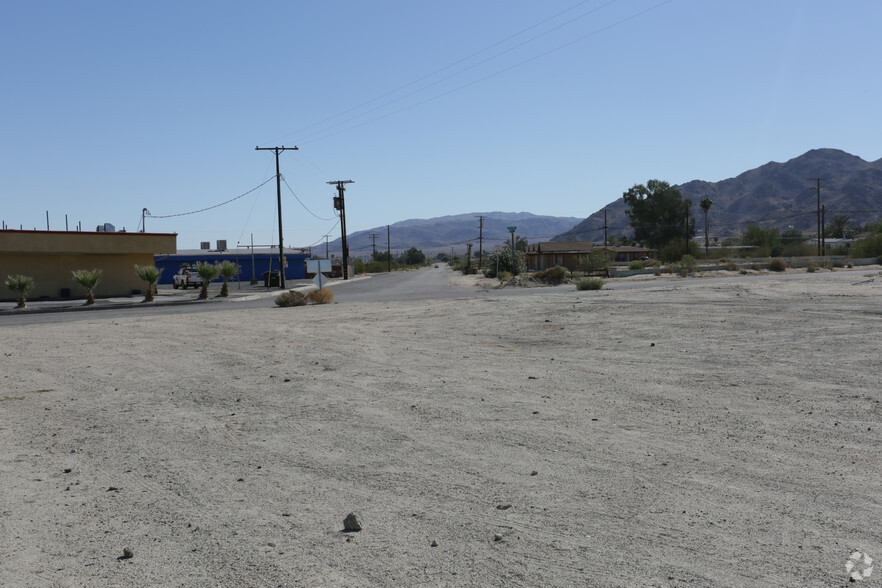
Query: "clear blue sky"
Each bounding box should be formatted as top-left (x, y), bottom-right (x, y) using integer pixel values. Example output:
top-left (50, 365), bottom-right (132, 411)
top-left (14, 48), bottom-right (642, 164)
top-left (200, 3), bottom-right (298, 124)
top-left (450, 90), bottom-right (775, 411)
top-left (3, 1), bottom-right (881, 250)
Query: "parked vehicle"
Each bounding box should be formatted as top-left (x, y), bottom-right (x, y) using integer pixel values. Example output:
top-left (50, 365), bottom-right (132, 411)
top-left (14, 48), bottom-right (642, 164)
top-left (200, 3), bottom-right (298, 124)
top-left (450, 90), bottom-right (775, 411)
top-left (172, 267), bottom-right (204, 289)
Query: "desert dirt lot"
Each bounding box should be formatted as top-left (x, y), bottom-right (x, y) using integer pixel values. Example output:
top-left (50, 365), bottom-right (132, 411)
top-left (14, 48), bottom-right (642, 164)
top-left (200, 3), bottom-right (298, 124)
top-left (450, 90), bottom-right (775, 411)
top-left (1, 269), bottom-right (880, 587)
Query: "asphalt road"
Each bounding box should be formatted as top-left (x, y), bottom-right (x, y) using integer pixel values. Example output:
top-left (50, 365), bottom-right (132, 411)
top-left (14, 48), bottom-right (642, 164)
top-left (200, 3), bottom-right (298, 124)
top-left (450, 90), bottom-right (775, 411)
top-left (3, 265), bottom-right (877, 327)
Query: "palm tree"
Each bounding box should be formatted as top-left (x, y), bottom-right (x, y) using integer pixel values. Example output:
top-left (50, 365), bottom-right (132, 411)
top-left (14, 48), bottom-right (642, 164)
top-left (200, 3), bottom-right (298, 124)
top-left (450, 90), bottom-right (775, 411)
top-left (700, 197), bottom-right (713, 256)
top-left (217, 261), bottom-right (240, 297)
top-left (134, 265), bottom-right (163, 302)
top-left (825, 215), bottom-right (851, 239)
top-left (5, 274), bottom-right (35, 308)
top-left (194, 261), bottom-right (220, 300)
top-left (71, 268), bottom-right (103, 305)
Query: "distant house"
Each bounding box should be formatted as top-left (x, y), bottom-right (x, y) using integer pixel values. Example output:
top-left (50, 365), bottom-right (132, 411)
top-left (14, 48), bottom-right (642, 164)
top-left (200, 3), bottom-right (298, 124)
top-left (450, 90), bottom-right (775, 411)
top-left (524, 241), bottom-right (652, 271)
top-left (0, 229), bottom-right (176, 300)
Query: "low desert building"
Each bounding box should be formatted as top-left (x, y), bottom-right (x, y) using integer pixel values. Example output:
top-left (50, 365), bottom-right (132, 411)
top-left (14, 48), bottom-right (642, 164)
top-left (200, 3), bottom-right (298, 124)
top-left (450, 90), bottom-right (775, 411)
top-left (525, 241), bottom-right (652, 271)
top-left (0, 230), bottom-right (176, 300)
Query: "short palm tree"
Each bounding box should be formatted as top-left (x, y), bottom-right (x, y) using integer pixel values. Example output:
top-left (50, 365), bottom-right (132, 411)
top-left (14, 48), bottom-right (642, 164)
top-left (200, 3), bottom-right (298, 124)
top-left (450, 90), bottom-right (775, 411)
top-left (71, 268), bottom-right (103, 305)
top-left (5, 274), bottom-right (35, 308)
top-left (134, 264), bottom-right (163, 302)
top-left (217, 261), bottom-right (240, 297)
top-left (194, 261), bottom-right (220, 299)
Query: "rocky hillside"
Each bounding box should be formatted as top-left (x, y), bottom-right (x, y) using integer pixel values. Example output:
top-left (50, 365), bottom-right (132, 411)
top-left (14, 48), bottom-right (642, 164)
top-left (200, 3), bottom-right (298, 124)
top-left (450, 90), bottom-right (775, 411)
top-left (554, 149), bottom-right (882, 242)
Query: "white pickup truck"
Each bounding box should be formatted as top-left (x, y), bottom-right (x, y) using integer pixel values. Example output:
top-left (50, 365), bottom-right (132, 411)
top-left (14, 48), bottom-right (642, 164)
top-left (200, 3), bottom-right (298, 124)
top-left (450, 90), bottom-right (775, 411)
top-left (172, 267), bottom-right (204, 289)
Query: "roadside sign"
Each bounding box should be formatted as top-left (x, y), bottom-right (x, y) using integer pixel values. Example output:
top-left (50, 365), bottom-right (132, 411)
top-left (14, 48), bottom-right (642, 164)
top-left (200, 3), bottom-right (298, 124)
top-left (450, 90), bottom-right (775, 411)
top-left (306, 259), bottom-right (331, 274)
top-left (313, 273), bottom-right (327, 289)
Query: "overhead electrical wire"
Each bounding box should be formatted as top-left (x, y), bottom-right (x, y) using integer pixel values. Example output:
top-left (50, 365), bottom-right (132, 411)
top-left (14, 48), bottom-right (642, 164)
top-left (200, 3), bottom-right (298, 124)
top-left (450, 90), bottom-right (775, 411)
top-left (281, 0), bottom-right (674, 146)
top-left (146, 176), bottom-right (276, 219)
top-left (281, 175), bottom-right (335, 221)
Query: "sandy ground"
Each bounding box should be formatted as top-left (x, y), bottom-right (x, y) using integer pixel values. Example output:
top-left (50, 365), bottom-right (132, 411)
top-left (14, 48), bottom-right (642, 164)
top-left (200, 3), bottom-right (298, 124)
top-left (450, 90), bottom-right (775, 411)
top-left (1, 268), bottom-right (881, 587)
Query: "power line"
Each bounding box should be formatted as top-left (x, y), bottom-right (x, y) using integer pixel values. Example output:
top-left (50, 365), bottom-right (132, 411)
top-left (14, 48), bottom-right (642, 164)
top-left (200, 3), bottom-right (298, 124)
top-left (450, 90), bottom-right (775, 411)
top-left (146, 176), bottom-right (276, 219)
top-left (287, 1), bottom-right (674, 146)
top-left (280, 175), bottom-right (334, 220)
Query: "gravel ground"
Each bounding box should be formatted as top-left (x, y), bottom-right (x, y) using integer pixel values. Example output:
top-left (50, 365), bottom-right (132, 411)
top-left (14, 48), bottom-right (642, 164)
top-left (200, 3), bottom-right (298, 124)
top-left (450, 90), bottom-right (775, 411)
top-left (1, 268), bottom-right (880, 587)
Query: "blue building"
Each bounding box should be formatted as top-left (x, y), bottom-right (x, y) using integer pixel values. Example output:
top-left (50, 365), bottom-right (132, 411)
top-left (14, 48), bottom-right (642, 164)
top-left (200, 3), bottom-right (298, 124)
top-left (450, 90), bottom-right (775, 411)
top-left (154, 248), bottom-right (310, 285)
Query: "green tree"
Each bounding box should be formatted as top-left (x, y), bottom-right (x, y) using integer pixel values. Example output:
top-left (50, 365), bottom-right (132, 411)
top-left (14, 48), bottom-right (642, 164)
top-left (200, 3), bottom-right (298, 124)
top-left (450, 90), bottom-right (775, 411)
top-left (5, 274), bottom-right (35, 308)
top-left (372, 250), bottom-right (392, 262)
top-left (515, 236), bottom-right (528, 252)
top-left (399, 247), bottom-right (426, 266)
top-left (484, 247), bottom-right (525, 278)
top-left (71, 268), bottom-right (103, 305)
top-left (194, 261), bottom-right (220, 300)
top-left (578, 248), bottom-right (614, 275)
top-left (134, 264), bottom-right (162, 302)
top-left (700, 197), bottom-right (713, 255)
top-left (217, 261), bottom-right (240, 297)
top-left (742, 225), bottom-right (782, 256)
top-left (622, 180), bottom-right (695, 250)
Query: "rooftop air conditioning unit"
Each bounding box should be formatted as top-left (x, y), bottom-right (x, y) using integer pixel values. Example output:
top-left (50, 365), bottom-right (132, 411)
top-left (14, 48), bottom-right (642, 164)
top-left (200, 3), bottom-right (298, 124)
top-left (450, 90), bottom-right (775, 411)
top-left (216, 240), bottom-right (227, 252)
top-left (200, 242), bottom-right (210, 250)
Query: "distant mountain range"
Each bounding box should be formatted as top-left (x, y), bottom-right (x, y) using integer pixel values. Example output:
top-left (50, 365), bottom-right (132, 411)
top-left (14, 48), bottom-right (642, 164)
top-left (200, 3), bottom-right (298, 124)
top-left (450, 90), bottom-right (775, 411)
top-left (323, 212), bottom-right (582, 257)
top-left (318, 149), bottom-right (881, 256)
top-left (554, 148), bottom-right (882, 242)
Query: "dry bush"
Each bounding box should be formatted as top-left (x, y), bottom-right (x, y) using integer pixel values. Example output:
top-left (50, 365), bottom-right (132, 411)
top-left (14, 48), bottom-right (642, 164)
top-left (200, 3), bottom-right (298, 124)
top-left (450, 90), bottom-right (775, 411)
top-left (726, 262), bottom-right (739, 271)
top-left (768, 258), bottom-right (787, 272)
top-left (274, 290), bottom-right (307, 307)
top-left (306, 288), bottom-right (334, 304)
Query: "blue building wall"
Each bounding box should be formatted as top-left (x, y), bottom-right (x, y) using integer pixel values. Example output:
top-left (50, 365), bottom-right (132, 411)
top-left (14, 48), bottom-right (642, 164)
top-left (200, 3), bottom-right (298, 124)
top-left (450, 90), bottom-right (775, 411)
top-left (153, 252), bottom-right (310, 284)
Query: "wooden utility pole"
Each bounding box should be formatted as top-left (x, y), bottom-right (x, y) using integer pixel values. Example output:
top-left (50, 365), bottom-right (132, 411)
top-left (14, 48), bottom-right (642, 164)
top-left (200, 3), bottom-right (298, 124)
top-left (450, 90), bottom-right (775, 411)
top-left (811, 178), bottom-right (824, 256)
top-left (328, 180), bottom-right (354, 279)
top-left (475, 215), bottom-right (486, 268)
top-left (603, 209), bottom-right (608, 246)
top-left (256, 145), bottom-right (298, 289)
top-left (386, 225), bottom-right (391, 272)
top-left (368, 232), bottom-right (379, 257)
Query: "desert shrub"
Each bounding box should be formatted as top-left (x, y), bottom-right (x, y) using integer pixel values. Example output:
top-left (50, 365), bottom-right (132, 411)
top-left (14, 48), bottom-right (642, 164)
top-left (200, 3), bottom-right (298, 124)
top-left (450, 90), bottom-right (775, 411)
top-left (718, 258), bottom-right (728, 263)
top-left (497, 271), bottom-right (512, 282)
top-left (274, 290), bottom-right (307, 307)
top-left (833, 260), bottom-right (845, 268)
top-left (534, 265), bottom-right (571, 283)
top-left (751, 264), bottom-right (760, 271)
top-left (628, 260), bottom-right (644, 270)
top-left (806, 263), bottom-right (818, 272)
top-left (576, 277), bottom-right (604, 291)
top-left (822, 259), bottom-right (833, 270)
top-left (306, 288), bottom-right (334, 304)
top-left (680, 254), bottom-right (698, 273)
top-left (726, 262), bottom-right (739, 271)
top-left (847, 262), bottom-right (853, 268)
top-left (739, 268), bottom-right (749, 275)
top-left (767, 258), bottom-right (787, 272)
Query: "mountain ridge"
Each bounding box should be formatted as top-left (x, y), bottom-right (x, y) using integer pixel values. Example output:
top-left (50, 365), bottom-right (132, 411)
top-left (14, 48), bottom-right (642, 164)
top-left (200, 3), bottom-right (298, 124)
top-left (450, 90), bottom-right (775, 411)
top-left (554, 148), bottom-right (882, 242)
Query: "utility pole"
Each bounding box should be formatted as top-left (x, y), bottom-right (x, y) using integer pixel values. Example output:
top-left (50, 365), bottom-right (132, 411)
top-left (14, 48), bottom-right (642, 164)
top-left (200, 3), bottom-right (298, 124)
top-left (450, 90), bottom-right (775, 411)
top-left (603, 209), bottom-right (608, 246)
top-left (821, 204), bottom-right (826, 255)
top-left (387, 225), bottom-right (391, 272)
top-left (810, 178), bottom-right (824, 256)
top-left (368, 232), bottom-right (379, 257)
top-left (507, 225), bottom-right (517, 275)
top-left (475, 215), bottom-right (486, 268)
top-left (256, 145), bottom-right (298, 289)
top-left (141, 208), bottom-right (149, 233)
top-left (328, 180), bottom-right (354, 279)
top-left (323, 234), bottom-right (331, 258)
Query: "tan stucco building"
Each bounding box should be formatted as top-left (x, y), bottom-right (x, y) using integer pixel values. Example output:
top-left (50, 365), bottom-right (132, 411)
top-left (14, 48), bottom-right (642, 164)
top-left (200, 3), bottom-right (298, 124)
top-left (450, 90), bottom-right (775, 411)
top-left (1, 230), bottom-right (176, 300)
